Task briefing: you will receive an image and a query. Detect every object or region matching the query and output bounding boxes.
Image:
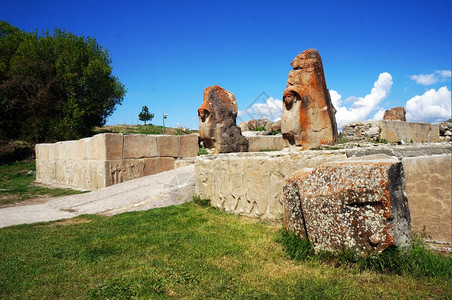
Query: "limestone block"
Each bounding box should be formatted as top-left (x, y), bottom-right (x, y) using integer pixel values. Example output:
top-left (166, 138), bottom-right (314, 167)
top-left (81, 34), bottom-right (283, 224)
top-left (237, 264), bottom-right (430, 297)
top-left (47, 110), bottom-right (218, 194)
top-left (104, 133), bottom-right (124, 160)
top-left (379, 120), bottom-right (440, 143)
top-left (194, 151), bottom-right (348, 220)
top-left (178, 134), bottom-right (199, 158)
top-left (157, 135), bottom-right (179, 157)
top-left (85, 134), bottom-right (107, 160)
top-left (48, 143), bottom-right (59, 161)
top-left (83, 160), bottom-right (107, 190)
top-left (283, 160), bottom-right (411, 254)
top-left (123, 134), bottom-right (159, 159)
top-left (195, 156), bottom-right (215, 200)
top-left (85, 133), bottom-right (123, 160)
top-left (402, 155), bottom-right (451, 245)
top-left (246, 136), bottom-right (284, 152)
top-left (105, 157), bottom-right (175, 187)
top-left (58, 140), bottom-right (84, 160)
top-left (35, 144), bottom-right (50, 160)
top-left (35, 159), bottom-right (56, 183)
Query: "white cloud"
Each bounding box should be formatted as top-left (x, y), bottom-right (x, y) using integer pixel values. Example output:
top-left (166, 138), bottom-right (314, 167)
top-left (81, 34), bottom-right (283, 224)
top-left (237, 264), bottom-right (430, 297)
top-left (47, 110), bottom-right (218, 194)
top-left (330, 72), bottom-right (393, 130)
top-left (405, 86), bottom-right (451, 123)
top-left (410, 70), bottom-right (451, 86)
top-left (238, 97), bottom-right (283, 122)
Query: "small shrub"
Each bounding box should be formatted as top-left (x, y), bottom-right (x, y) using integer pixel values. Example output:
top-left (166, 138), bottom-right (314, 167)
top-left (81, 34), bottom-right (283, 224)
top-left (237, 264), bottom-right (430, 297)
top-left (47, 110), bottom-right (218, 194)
top-left (198, 147), bottom-right (208, 155)
top-left (192, 194), bottom-right (211, 207)
top-left (252, 126), bottom-right (266, 131)
top-left (277, 229), bottom-right (313, 260)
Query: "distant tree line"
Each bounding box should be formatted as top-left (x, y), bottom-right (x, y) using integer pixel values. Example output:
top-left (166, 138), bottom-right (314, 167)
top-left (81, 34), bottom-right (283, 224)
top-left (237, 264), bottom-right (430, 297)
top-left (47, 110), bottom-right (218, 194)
top-left (0, 21), bottom-right (126, 144)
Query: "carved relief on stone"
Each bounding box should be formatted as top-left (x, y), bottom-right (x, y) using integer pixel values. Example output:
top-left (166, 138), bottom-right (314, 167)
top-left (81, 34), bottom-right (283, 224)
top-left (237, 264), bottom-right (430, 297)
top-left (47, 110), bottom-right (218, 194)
top-left (281, 49), bottom-right (338, 149)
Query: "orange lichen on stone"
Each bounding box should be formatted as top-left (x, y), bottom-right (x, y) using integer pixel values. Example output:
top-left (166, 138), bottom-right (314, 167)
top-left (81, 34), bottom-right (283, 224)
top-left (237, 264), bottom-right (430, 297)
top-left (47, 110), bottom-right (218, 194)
top-left (281, 49), bottom-right (338, 150)
top-left (198, 85), bottom-right (248, 153)
top-left (283, 160), bottom-right (412, 255)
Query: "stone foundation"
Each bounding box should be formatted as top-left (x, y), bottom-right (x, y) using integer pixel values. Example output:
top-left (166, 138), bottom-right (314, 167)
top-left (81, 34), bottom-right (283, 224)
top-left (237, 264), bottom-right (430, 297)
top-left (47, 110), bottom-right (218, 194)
top-left (194, 145), bottom-right (451, 248)
top-left (36, 133), bottom-right (199, 190)
top-left (195, 150), bottom-right (347, 220)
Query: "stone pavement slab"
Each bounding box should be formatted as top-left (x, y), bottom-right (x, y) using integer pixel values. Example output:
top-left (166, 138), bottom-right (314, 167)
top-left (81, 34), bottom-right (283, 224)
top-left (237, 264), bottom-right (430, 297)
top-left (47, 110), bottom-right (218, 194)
top-left (0, 165), bottom-right (194, 228)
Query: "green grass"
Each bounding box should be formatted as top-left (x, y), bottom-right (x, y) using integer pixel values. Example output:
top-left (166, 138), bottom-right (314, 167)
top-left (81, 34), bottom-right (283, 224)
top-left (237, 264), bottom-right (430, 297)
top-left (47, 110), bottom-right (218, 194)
top-left (0, 161), bottom-right (85, 206)
top-left (94, 124), bottom-right (198, 135)
top-left (278, 228), bottom-right (451, 280)
top-left (0, 203), bottom-right (450, 299)
top-left (198, 146), bottom-right (208, 155)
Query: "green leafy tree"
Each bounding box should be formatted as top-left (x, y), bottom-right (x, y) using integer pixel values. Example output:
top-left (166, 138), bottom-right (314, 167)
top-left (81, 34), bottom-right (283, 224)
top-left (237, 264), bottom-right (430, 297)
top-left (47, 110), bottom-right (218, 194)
top-left (0, 22), bottom-right (126, 143)
top-left (138, 105), bottom-right (154, 125)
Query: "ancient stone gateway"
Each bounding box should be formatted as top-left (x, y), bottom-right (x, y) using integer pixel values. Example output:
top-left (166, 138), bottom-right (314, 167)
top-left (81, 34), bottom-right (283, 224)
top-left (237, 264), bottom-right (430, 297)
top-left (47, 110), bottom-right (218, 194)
top-left (198, 85), bottom-right (248, 153)
top-left (281, 49), bottom-right (338, 149)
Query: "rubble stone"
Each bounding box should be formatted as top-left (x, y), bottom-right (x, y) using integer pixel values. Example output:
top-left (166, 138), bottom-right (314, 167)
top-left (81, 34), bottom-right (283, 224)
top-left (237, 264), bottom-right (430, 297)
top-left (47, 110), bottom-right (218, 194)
top-left (383, 107), bottom-right (406, 121)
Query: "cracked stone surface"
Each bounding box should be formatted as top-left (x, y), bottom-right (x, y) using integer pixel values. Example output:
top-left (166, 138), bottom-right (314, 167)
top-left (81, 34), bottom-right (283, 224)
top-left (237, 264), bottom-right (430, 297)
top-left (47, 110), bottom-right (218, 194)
top-left (283, 159), bottom-right (411, 255)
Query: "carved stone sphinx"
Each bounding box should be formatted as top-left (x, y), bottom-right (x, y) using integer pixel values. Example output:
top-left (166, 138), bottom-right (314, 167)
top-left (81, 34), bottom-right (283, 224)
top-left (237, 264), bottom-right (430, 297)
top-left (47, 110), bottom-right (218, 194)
top-left (281, 49), bottom-right (338, 149)
top-left (198, 85), bottom-right (248, 153)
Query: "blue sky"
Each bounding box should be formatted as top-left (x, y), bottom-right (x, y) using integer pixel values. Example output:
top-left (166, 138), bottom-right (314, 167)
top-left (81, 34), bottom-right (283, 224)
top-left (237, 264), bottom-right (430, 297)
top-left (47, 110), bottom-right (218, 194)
top-left (2, 0), bottom-right (451, 130)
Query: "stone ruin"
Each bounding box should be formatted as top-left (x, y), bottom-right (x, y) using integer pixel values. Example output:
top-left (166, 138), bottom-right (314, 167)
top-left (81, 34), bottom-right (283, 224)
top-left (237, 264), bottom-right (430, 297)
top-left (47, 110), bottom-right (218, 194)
top-left (34, 49), bottom-right (452, 255)
top-left (283, 158), bottom-right (411, 254)
top-left (383, 107), bottom-right (406, 121)
top-left (198, 85), bottom-right (248, 153)
top-left (281, 49), bottom-right (338, 149)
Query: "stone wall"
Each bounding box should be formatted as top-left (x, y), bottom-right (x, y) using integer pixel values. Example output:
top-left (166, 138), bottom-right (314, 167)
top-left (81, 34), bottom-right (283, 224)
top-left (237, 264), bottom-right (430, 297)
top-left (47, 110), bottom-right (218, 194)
top-left (246, 136), bottom-right (284, 152)
top-left (194, 146), bottom-right (451, 248)
top-left (36, 133), bottom-right (199, 190)
top-left (195, 151), bottom-right (347, 220)
top-left (402, 154), bottom-right (451, 248)
top-left (342, 120), bottom-right (440, 143)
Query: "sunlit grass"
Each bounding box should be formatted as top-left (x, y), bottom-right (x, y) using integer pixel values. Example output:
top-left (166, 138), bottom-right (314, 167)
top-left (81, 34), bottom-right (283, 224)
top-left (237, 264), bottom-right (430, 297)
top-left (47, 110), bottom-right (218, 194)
top-left (0, 203), bottom-right (450, 299)
top-left (0, 161), bottom-right (84, 206)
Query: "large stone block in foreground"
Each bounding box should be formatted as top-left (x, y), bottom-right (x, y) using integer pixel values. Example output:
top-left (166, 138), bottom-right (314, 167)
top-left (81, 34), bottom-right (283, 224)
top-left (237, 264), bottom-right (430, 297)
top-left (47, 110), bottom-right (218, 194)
top-left (283, 159), bottom-right (411, 254)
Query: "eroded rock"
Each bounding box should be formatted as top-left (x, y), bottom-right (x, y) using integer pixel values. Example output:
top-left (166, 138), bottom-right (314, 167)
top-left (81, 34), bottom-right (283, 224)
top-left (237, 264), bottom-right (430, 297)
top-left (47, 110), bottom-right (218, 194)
top-left (383, 107), bottom-right (406, 121)
top-left (198, 85), bottom-right (248, 153)
top-left (283, 159), bottom-right (411, 254)
top-left (281, 49), bottom-right (338, 149)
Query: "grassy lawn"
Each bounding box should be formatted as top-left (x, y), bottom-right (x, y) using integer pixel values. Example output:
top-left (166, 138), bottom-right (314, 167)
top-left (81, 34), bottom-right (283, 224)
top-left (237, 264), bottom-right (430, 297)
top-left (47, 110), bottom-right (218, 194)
top-left (0, 161), bottom-right (85, 206)
top-left (93, 124), bottom-right (198, 135)
top-left (0, 202), bottom-right (450, 299)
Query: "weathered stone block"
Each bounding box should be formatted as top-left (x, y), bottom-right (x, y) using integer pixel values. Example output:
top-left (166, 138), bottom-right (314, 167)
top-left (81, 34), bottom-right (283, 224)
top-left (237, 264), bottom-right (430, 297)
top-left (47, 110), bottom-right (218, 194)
top-left (123, 134), bottom-right (159, 159)
top-left (195, 151), bottom-right (347, 220)
top-left (402, 155), bottom-right (451, 246)
top-left (35, 144), bottom-right (50, 160)
top-left (246, 136), bottom-right (284, 152)
top-left (104, 133), bottom-right (124, 160)
top-left (83, 160), bottom-right (107, 190)
top-left (157, 135), bottom-right (179, 157)
top-left (47, 143), bottom-right (59, 161)
top-left (383, 107), bottom-right (406, 121)
top-left (379, 120), bottom-right (440, 143)
top-left (85, 134), bottom-right (106, 160)
top-left (105, 157), bottom-right (175, 186)
top-left (178, 134), bottom-right (199, 158)
top-left (283, 159), bottom-right (411, 254)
